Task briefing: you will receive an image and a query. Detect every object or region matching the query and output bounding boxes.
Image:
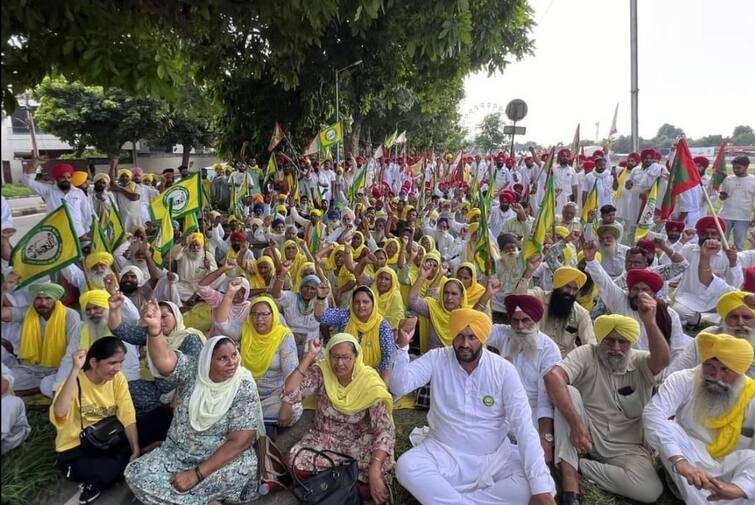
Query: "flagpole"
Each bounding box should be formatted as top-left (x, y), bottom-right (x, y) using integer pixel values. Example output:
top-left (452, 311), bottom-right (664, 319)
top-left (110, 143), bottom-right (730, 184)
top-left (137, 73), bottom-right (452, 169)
top-left (699, 183), bottom-right (730, 250)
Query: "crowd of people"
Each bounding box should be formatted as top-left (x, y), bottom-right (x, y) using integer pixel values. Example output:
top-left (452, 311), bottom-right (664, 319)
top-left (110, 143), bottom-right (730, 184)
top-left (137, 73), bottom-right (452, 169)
top-left (0, 145), bottom-right (754, 505)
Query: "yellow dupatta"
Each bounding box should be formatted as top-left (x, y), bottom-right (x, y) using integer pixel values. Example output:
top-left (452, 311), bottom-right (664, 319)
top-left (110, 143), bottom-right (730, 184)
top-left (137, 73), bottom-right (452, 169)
top-left (705, 377), bottom-right (755, 458)
top-left (425, 278), bottom-right (468, 348)
top-left (344, 287), bottom-right (384, 369)
top-left (249, 256), bottom-right (275, 289)
top-left (240, 297), bottom-right (291, 378)
top-left (317, 333), bottom-right (393, 417)
top-left (384, 238), bottom-right (400, 266)
top-left (420, 235), bottom-right (437, 253)
top-left (351, 231), bottom-right (367, 260)
top-left (456, 262), bottom-right (486, 307)
top-left (284, 240), bottom-right (307, 291)
top-left (372, 267), bottom-right (405, 329)
top-left (325, 245), bottom-right (355, 289)
top-left (19, 301), bottom-right (68, 368)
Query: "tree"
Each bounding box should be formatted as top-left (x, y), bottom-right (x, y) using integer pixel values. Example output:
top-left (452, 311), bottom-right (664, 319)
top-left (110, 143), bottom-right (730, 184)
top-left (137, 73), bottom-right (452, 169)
top-left (474, 113), bottom-right (506, 153)
top-left (731, 125), bottom-right (755, 146)
top-left (732, 125), bottom-right (752, 137)
top-left (34, 78), bottom-right (167, 161)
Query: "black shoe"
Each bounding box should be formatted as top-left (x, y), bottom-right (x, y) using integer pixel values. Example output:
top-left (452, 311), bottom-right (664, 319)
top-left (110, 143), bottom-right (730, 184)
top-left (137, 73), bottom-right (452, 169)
top-left (561, 491), bottom-right (581, 505)
top-left (79, 484), bottom-right (101, 504)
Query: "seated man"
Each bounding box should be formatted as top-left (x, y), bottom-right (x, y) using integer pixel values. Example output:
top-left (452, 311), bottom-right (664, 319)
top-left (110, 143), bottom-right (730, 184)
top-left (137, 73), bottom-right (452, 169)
top-left (544, 300), bottom-right (670, 505)
top-left (391, 309), bottom-right (556, 505)
top-left (667, 290), bottom-right (755, 378)
top-left (170, 232), bottom-right (217, 304)
top-left (595, 224), bottom-right (629, 278)
top-left (2, 363), bottom-right (31, 454)
top-left (643, 333), bottom-right (754, 504)
top-left (3, 283), bottom-right (79, 393)
top-left (583, 243), bottom-right (691, 359)
top-left (673, 216), bottom-right (743, 326)
top-left (487, 294), bottom-right (561, 464)
top-left (514, 260), bottom-right (596, 357)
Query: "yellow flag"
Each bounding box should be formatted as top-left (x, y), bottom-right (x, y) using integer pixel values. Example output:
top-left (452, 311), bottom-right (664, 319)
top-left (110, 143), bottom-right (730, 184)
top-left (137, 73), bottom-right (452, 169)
top-left (151, 202), bottom-right (175, 267)
top-left (581, 179), bottom-right (598, 225)
top-left (318, 122), bottom-right (343, 148)
top-left (524, 148), bottom-right (556, 260)
top-left (11, 204), bottom-right (83, 288)
top-left (150, 173), bottom-right (202, 221)
top-left (103, 202), bottom-right (125, 250)
top-left (614, 166), bottom-right (628, 200)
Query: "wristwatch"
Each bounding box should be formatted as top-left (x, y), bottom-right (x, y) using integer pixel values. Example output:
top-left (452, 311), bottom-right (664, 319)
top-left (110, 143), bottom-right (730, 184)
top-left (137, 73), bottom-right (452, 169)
top-left (541, 433), bottom-right (554, 443)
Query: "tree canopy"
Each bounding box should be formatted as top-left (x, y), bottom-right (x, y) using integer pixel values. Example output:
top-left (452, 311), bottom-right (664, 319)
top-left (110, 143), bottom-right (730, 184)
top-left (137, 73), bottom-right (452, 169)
top-left (474, 113), bottom-right (507, 152)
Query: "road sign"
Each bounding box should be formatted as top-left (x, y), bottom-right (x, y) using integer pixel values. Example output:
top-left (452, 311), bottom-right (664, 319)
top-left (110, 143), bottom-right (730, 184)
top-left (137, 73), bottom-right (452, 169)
top-left (505, 99), bottom-right (528, 122)
top-left (503, 125), bottom-right (527, 135)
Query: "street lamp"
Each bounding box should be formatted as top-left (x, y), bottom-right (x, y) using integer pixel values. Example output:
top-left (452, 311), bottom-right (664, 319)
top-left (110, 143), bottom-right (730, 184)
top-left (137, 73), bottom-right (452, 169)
top-left (335, 59), bottom-right (363, 165)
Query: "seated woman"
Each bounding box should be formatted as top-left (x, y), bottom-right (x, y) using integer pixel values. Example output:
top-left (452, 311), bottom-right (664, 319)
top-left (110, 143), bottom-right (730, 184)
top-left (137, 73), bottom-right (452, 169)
top-left (236, 294), bottom-right (302, 427)
top-left (125, 300), bottom-right (262, 505)
top-left (196, 261), bottom-right (251, 339)
top-left (372, 267), bottom-right (405, 330)
top-left (108, 293), bottom-right (205, 415)
top-left (455, 261), bottom-right (490, 311)
top-left (282, 333), bottom-right (395, 505)
top-left (50, 338), bottom-right (141, 505)
top-left (315, 285), bottom-right (395, 382)
top-left (272, 264), bottom-right (327, 358)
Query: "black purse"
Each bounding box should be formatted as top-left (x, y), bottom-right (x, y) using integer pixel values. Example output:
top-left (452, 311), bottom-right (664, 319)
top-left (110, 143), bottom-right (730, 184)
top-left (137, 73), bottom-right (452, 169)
top-left (77, 377), bottom-right (125, 452)
top-left (290, 448), bottom-right (362, 505)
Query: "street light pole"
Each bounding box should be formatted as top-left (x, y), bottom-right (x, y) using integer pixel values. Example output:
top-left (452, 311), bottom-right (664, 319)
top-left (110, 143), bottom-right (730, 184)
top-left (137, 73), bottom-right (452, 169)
top-left (630, 0), bottom-right (639, 152)
top-left (335, 60), bottom-right (363, 166)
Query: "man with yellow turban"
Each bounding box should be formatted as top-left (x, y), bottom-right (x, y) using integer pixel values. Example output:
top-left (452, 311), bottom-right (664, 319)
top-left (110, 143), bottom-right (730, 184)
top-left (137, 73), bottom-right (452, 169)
top-left (544, 294), bottom-right (671, 504)
top-left (667, 290), bottom-right (755, 379)
top-left (170, 231), bottom-right (217, 304)
top-left (90, 172), bottom-right (113, 217)
top-left (111, 167), bottom-right (144, 233)
top-left (392, 312), bottom-right (557, 505)
top-left (644, 333), bottom-right (755, 504)
top-left (515, 259), bottom-right (595, 356)
top-left (40, 290), bottom-right (140, 398)
top-left (3, 283), bottom-right (79, 394)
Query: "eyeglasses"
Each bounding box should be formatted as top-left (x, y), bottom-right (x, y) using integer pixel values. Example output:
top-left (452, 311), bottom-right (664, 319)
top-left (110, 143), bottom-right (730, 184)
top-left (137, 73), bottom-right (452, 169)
top-left (250, 312), bottom-right (272, 319)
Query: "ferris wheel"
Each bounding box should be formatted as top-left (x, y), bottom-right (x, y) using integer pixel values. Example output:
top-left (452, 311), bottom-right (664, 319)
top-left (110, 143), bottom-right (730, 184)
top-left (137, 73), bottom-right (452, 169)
top-left (460, 101), bottom-right (507, 132)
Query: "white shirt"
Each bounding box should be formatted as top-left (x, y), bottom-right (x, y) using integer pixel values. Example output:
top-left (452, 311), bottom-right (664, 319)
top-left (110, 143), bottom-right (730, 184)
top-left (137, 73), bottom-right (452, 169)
top-left (598, 243), bottom-right (630, 278)
top-left (390, 346), bottom-right (555, 495)
top-left (487, 326), bottom-right (561, 426)
top-left (22, 174), bottom-right (89, 237)
top-left (552, 164), bottom-right (578, 214)
top-left (585, 259), bottom-right (691, 359)
top-left (1, 196), bottom-right (12, 231)
top-left (277, 291), bottom-right (326, 346)
top-left (675, 244), bottom-right (742, 312)
top-left (719, 174), bottom-right (755, 221)
top-left (583, 170), bottom-right (615, 208)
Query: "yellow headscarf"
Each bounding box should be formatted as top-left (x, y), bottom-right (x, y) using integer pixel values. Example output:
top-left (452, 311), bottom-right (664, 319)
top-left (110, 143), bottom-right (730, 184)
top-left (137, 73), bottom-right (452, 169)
top-left (317, 333), bottom-right (393, 416)
top-left (351, 231), bottom-right (367, 259)
top-left (240, 297), bottom-right (291, 379)
top-left (426, 278), bottom-right (469, 347)
top-left (716, 290), bottom-right (755, 319)
top-left (594, 314), bottom-right (640, 344)
top-left (697, 332), bottom-right (755, 458)
top-left (420, 235), bottom-right (437, 253)
top-left (283, 240), bottom-right (307, 290)
top-left (449, 308), bottom-right (492, 344)
top-left (345, 287), bottom-right (384, 369)
top-left (249, 256), bottom-right (275, 289)
top-left (401, 205), bottom-right (415, 221)
top-left (456, 262), bottom-right (486, 307)
top-left (188, 232), bottom-right (205, 247)
top-left (384, 238), bottom-right (400, 266)
top-left (19, 301), bottom-right (68, 368)
top-left (466, 208), bottom-right (481, 222)
top-left (372, 267), bottom-right (405, 329)
top-left (325, 245), bottom-right (355, 290)
top-left (78, 290), bottom-right (111, 349)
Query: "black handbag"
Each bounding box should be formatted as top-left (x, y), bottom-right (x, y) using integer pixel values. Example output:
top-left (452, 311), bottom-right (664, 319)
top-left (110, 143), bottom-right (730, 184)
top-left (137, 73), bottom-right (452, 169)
top-left (77, 377), bottom-right (125, 452)
top-left (290, 448), bottom-right (362, 505)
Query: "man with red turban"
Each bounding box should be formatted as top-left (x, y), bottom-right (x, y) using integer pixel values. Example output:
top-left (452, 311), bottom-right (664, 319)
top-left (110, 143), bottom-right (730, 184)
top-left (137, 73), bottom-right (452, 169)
top-left (486, 294), bottom-right (561, 462)
top-left (622, 147), bottom-right (663, 240)
top-left (664, 219), bottom-right (685, 245)
top-left (554, 148), bottom-right (579, 215)
top-left (489, 189), bottom-right (516, 240)
top-left (583, 241), bottom-right (692, 360)
top-left (672, 215), bottom-right (743, 326)
top-left (22, 160), bottom-right (90, 237)
top-left (392, 312), bottom-right (557, 505)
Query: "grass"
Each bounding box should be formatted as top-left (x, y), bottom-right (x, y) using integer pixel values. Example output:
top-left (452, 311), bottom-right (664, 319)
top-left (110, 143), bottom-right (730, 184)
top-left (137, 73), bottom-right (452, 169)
top-left (1, 406), bottom-right (59, 505)
top-left (0, 184), bottom-right (33, 198)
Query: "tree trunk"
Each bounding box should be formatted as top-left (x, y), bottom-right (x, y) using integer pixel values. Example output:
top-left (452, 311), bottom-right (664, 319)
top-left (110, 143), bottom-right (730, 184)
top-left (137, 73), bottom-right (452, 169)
top-left (182, 143), bottom-right (191, 167)
top-left (132, 142), bottom-right (138, 167)
top-left (350, 118), bottom-right (362, 156)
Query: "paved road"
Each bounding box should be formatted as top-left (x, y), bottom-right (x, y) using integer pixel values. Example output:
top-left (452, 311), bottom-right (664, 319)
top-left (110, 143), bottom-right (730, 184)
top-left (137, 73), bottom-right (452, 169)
top-left (8, 211), bottom-right (46, 247)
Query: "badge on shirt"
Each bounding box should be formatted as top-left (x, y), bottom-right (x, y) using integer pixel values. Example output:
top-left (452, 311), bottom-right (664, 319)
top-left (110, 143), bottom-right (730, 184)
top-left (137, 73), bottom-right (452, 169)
top-left (482, 395), bottom-right (495, 407)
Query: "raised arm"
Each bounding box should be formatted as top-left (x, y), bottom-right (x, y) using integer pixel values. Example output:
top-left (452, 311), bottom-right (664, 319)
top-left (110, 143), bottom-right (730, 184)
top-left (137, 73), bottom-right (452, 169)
top-left (636, 292), bottom-right (671, 375)
top-left (52, 350), bottom-right (87, 420)
top-left (143, 300), bottom-right (178, 376)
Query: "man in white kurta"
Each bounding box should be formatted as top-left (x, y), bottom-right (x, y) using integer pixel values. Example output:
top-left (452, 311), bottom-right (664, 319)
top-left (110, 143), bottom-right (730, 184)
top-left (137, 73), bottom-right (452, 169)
top-left (624, 149), bottom-right (663, 238)
top-left (673, 217), bottom-right (743, 325)
top-left (582, 158), bottom-right (615, 209)
top-left (170, 232), bottom-right (217, 303)
top-left (643, 333), bottom-right (755, 505)
top-left (553, 150), bottom-right (579, 215)
top-left (595, 224), bottom-right (629, 278)
top-left (391, 309), bottom-right (556, 505)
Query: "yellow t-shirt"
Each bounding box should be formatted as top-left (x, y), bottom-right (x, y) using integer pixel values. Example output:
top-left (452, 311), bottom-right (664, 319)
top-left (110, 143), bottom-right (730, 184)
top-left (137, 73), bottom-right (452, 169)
top-left (49, 371), bottom-right (136, 452)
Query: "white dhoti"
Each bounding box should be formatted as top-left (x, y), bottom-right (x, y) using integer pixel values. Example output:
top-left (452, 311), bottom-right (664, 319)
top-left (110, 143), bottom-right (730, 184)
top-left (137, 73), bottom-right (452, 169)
top-left (660, 422), bottom-right (755, 505)
top-left (1, 395), bottom-right (31, 455)
top-left (396, 437), bottom-right (533, 505)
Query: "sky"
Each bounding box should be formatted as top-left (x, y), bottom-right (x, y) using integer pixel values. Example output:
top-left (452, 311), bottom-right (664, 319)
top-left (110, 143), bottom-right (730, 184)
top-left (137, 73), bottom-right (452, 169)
top-left (460, 0), bottom-right (755, 145)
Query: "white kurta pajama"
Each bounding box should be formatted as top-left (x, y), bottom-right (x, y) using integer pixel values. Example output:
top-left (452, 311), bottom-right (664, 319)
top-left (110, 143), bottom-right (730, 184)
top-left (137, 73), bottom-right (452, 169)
top-left (583, 170), bottom-right (615, 209)
top-left (552, 164), bottom-right (578, 215)
top-left (170, 245), bottom-right (218, 302)
top-left (624, 163), bottom-right (663, 235)
top-left (643, 368), bottom-right (755, 505)
top-left (391, 346), bottom-right (555, 505)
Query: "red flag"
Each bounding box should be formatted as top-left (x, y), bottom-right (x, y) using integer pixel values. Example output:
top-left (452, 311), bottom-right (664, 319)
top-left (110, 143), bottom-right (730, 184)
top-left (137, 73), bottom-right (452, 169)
top-left (710, 141), bottom-right (728, 191)
top-left (267, 122), bottom-right (286, 152)
top-left (660, 138), bottom-right (702, 219)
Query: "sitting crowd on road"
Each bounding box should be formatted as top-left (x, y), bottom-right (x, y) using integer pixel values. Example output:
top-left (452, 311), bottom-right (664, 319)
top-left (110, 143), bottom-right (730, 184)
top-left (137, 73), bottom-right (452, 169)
top-left (1, 149), bottom-right (754, 505)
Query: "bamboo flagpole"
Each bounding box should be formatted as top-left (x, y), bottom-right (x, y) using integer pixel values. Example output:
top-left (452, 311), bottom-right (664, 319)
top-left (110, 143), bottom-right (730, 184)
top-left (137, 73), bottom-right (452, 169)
top-left (700, 183), bottom-right (730, 250)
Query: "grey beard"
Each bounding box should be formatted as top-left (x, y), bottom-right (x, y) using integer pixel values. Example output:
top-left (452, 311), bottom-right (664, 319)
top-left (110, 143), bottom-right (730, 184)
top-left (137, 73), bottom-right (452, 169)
top-left (86, 317), bottom-right (110, 342)
top-left (692, 367), bottom-right (743, 425)
top-left (601, 243), bottom-right (617, 258)
top-left (500, 252), bottom-right (520, 271)
top-left (186, 249), bottom-right (202, 261)
top-left (597, 347), bottom-right (630, 373)
top-left (88, 271), bottom-right (111, 289)
top-left (722, 324), bottom-right (755, 347)
top-left (506, 326), bottom-right (539, 361)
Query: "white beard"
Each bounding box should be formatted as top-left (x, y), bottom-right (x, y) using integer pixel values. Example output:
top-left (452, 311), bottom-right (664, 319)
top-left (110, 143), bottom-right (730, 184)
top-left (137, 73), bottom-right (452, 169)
top-left (185, 249), bottom-right (202, 261)
top-left (86, 316), bottom-right (110, 342)
top-left (692, 367), bottom-right (744, 425)
top-left (88, 269), bottom-right (115, 289)
top-left (601, 243), bottom-right (618, 258)
top-left (506, 326), bottom-right (539, 361)
top-left (500, 252), bottom-right (520, 271)
top-left (722, 324), bottom-right (755, 347)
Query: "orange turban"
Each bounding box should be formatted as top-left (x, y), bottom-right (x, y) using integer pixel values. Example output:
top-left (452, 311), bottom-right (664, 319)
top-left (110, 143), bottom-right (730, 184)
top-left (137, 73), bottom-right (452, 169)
top-left (449, 308), bottom-right (492, 344)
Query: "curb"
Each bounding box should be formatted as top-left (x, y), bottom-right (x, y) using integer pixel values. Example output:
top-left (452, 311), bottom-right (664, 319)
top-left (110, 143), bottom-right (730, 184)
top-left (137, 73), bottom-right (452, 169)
top-left (11, 206), bottom-right (47, 218)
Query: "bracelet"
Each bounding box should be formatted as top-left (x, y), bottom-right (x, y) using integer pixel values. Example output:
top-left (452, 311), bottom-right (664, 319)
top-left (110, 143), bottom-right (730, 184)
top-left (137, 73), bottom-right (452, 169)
top-left (670, 457), bottom-right (687, 473)
top-left (195, 466), bottom-right (204, 482)
top-left (147, 331), bottom-right (161, 338)
top-left (293, 367), bottom-right (305, 376)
